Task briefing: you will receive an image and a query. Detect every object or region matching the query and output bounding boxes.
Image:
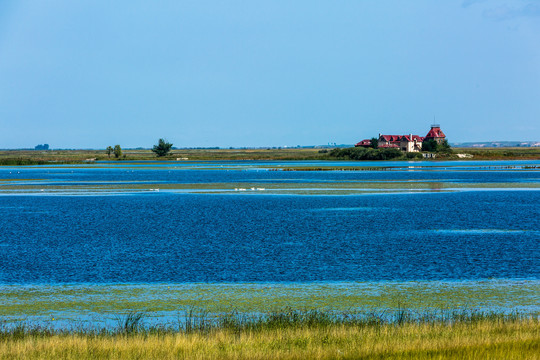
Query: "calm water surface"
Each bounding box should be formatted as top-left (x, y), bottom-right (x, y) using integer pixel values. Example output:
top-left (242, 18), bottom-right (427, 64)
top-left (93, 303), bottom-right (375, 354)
top-left (1, 160), bottom-right (538, 284)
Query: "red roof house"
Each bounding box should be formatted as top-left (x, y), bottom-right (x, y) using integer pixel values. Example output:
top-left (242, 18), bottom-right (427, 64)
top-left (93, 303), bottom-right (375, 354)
top-left (355, 125), bottom-right (445, 152)
top-left (355, 139), bottom-right (373, 148)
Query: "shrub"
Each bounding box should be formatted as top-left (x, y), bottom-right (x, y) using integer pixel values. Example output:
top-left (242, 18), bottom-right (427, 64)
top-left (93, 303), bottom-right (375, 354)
top-left (152, 139), bottom-right (174, 157)
top-left (328, 147), bottom-right (403, 160)
top-left (406, 152), bottom-right (423, 159)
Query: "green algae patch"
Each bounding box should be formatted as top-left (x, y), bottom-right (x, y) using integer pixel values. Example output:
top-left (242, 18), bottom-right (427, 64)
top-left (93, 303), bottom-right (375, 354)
top-left (2, 280), bottom-right (539, 322)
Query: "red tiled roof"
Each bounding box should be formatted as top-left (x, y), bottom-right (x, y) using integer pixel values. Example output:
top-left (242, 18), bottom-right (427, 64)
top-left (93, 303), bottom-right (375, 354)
top-left (425, 127), bottom-right (445, 139)
top-left (400, 135), bottom-right (424, 141)
top-left (379, 135), bottom-right (402, 142)
top-left (355, 139), bottom-right (372, 147)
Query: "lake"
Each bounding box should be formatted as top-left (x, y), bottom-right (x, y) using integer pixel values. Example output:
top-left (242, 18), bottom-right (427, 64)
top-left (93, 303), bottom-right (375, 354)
top-left (0, 160), bottom-right (539, 326)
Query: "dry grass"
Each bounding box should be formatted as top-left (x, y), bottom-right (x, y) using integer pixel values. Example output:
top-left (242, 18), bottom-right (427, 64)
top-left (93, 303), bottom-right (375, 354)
top-left (1, 318), bottom-right (538, 359)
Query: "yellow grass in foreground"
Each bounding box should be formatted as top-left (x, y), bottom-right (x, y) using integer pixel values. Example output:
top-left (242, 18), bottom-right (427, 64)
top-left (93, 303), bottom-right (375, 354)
top-left (1, 319), bottom-right (538, 360)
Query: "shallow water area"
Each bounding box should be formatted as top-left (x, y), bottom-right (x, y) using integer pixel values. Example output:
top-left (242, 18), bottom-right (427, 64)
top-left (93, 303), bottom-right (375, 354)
top-left (2, 279), bottom-right (539, 329)
top-left (2, 159), bottom-right (540, 195)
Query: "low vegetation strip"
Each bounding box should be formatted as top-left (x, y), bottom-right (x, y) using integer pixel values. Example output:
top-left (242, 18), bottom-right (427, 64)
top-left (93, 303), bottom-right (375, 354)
top-left (1, 147), bottom-right (539, 164)
top-left (0, 311), bottom-right (538, 359)
top-left (3, 281), bottom-right (539, 320)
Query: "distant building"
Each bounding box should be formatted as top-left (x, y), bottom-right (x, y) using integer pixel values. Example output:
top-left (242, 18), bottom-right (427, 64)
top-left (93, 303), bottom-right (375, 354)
top-left (34, 144), bottom-right (49, 151)
top-left (355, 139), bottom-right (372, 147)
top-left (355, 125), bottom-right (446, 152)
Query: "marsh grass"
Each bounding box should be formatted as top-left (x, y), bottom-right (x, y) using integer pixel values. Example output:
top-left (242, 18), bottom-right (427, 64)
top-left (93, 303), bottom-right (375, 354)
top-left (115, 311), bottom-right (145, 335)
top-left (0, 158), bottom-right (49, 166)
top-left (2, 307), bottom-right (533, 337)
top-left (0, 308), bottom-right (538, 359)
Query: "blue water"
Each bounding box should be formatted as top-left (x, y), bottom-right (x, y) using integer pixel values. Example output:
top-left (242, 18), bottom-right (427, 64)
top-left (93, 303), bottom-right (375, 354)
top-left (2, 160), bottom-right (539, 187)
top-left (18, 159), bottom-right (537, 169)
top-left (1, 163), bottom-right (539, 283)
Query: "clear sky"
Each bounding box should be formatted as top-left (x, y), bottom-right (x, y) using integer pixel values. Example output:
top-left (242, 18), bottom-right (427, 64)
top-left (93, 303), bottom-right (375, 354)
top-left (0, 1), bottom-right (539, 149)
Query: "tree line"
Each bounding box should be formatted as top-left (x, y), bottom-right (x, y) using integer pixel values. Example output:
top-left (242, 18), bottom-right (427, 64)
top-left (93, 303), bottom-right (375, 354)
top-left (106, 145), bottom-right (123, 158)
top-left (105, 139), bottom-right (174, 159)
top-left (328, 147), bottom-right (404, 160)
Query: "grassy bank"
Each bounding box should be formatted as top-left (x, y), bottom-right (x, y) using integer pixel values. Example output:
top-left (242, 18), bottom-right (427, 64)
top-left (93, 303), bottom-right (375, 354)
top-left (1, 147), bottom-right (539, 165)
top-left (1, 310), bottom-right (538, 359)
top-left (456, 147), bottom-right (540, 160)
top-left (0, 148), bottom-right (327, 164)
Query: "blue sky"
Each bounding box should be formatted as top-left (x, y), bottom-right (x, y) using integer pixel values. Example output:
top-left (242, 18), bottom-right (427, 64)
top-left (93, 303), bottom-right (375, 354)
top-left (0, 1), bottom-right (539, 149)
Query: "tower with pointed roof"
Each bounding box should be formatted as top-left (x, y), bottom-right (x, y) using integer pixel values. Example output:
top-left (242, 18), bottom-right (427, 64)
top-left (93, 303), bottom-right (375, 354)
top-left (424, 124), bottom-right (446, 144)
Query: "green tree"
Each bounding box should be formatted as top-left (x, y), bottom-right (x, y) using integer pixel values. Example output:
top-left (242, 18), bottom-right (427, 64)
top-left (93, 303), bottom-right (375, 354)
top-left (422, 139), bottom-right (452, 154)
top-left (106, 146), bottom-right (113, 158)
top-left (422, 139), bottom-right (438, 152)
top-left (370, 137), bottom-right (379, 149)
top-left (152, 138), bottom-right (173, 157)
top-left (113, 145), bottom-right (122, 158)
top-left (437, 139), bottom-right (453, 154)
